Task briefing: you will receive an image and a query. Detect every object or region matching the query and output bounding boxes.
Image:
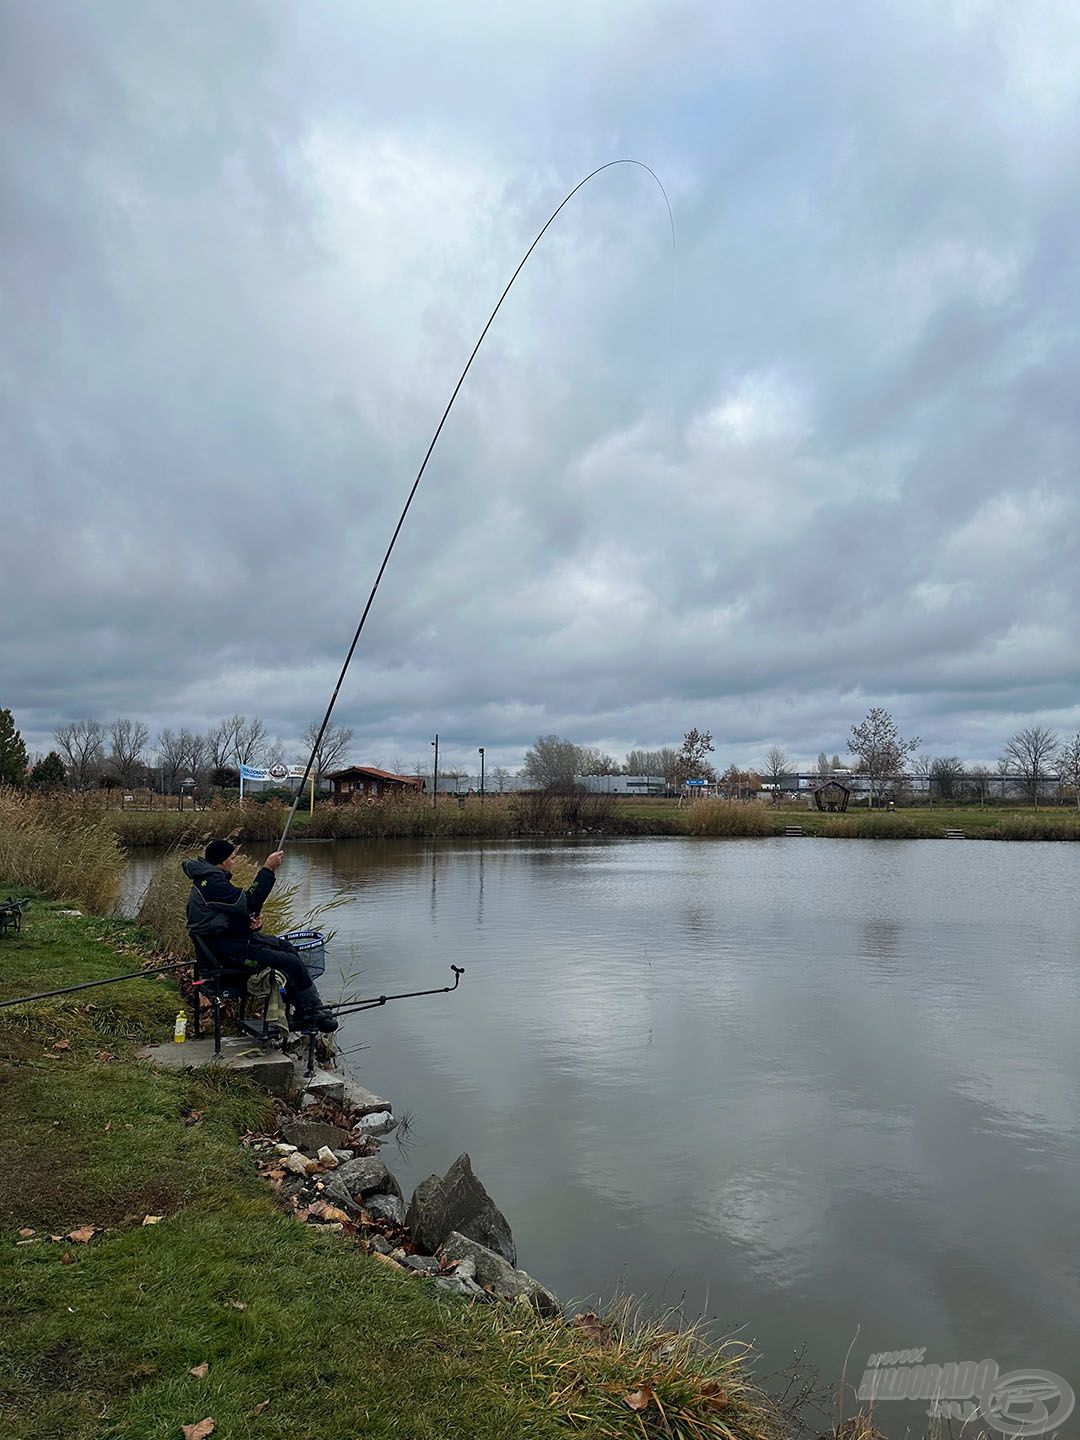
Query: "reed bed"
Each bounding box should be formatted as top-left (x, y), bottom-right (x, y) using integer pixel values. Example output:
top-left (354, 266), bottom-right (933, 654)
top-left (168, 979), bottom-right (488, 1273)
top-left (0, 788), bottom-right (125, 913)
top-left (985, 812), bottom-right (1080, 841)
top-left (820, 813), bottom-right (932, 839)
top-left (109, 792), bottom-right (625, 846)
top-left (680, 799), bottom-right (773, 837)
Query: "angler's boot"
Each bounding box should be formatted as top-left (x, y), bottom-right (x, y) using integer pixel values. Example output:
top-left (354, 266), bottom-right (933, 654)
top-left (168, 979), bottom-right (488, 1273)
top-left (293, 985), bottom-right (339, 1033)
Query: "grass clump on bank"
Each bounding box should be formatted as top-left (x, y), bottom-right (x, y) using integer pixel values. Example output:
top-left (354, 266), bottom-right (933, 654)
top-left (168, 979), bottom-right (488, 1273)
top-left (1, 895), bottom-right (807, 1440)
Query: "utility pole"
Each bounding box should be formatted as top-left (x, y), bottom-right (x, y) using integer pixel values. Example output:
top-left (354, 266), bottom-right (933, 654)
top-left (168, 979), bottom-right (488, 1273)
top-left (478, 746), bottom-right (485, 805)
top-left (431, 734), bottom-right (439, 808)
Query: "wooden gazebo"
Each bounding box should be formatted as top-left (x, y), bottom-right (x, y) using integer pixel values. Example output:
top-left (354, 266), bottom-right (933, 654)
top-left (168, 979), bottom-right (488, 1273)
top-left (813, 778), bottom-right (852, 812)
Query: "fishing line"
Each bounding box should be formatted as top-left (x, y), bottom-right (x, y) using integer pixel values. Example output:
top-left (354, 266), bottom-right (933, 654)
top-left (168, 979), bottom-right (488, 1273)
top-left (278, 159), bottom-right (674, 849)
top-left (0, 164), bottom-right (672, 1015)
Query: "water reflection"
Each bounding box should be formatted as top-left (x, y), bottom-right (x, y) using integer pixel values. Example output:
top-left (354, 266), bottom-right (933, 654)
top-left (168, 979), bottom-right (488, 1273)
top-left (123, 837), bottom-right (1080, 1431)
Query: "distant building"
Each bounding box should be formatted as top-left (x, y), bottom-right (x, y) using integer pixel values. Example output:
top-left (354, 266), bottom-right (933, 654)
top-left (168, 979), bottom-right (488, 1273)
top-left (576, 774), bottom-right (666, 795)
top-left (327, 766), bottom-right (424, 800)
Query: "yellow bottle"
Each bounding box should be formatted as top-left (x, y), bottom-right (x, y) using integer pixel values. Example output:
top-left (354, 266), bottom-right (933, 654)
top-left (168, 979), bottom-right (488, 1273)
top-left (173, 1011), bottom-right (187, 1044)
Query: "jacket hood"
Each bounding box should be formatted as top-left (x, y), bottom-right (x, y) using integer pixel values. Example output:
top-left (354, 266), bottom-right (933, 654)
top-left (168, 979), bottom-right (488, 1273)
top-left (182, 858), bottom-right (221, 881)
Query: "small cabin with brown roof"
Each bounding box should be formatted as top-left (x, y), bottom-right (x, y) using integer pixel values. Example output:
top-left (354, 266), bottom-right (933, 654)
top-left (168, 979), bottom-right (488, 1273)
top-left (327, 766), bottom-right (425, 801)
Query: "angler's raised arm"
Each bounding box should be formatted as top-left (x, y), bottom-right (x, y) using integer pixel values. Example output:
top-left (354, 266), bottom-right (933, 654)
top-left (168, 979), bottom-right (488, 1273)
top-left (247, 850), bottom-right (283, 913)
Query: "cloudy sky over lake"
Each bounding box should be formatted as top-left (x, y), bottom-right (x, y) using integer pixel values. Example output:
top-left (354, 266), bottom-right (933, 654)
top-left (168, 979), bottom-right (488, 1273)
top-left (3, 0), bottom-right (1079, 773)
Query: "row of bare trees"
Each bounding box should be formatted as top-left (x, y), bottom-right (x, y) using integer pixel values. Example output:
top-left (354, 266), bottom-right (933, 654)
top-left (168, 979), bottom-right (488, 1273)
top-left (757, 715), bottom-right (1080, 807)
top-left (47, 715), bottom-right (353, 795)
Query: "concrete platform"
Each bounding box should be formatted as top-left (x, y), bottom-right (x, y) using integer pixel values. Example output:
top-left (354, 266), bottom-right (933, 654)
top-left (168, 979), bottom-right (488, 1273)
top-left (138, 1035), bottom-right (302, 1097)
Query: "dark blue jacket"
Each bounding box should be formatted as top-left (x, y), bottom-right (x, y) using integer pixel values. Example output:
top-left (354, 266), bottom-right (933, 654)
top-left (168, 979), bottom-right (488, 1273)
top-left (182, 857), bottom-right (275, 963)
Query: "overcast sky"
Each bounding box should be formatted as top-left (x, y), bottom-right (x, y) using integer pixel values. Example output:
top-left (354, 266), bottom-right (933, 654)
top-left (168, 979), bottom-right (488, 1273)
top-left (3, 1), bottom-right (1079, 774)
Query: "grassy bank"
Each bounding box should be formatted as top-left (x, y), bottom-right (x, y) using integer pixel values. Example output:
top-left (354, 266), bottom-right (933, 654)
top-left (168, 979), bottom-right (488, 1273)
top-left (1, 897), bottom-right (812, 1440)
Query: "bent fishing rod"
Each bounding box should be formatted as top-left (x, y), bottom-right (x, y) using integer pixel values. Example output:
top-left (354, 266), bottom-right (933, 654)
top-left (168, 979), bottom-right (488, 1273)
top-left (278, 159), bottom-right (674, 850)
top-left (0, 165), bottom-right (669, 1015)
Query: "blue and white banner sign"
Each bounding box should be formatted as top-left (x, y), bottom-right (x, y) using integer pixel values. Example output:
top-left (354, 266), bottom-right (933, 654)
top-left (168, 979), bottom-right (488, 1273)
top-left (240, 763), bottom-right (306, 783)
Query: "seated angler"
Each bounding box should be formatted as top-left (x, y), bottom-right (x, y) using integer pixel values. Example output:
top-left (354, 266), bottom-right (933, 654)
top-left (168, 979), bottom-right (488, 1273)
top-left (182, 839), bottom-right (338, 1033)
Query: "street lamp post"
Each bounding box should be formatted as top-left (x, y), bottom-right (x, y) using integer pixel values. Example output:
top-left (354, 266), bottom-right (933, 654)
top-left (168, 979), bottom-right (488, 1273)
top-left (478, 747), bottom-right (485, 804)
top-left (431, 734), bottom-right (439, 809)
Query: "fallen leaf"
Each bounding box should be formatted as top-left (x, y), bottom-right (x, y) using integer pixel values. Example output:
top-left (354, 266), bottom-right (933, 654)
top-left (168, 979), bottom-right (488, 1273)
top-left (49, 1234), bottom-right (64, 1243)
top-left (66, 1226), bottom-right (97, 1244)
top-left (623, 1387), bottom-right (655, 1412)
top-left (143, 1215), bottom-right (165, 1226)
top-left (182, 1108), bottom-right (206, 1127)
top-left (252, 1400), bottom-right (270, 1416)
top-left (61, 1252), bottom-right (73, 1265)
top-left (571, 1311), bottom-right (610, 1345)
top-left (189, 1362), bottom-right (209, 1379)
top-left (95, 1050), bottom-right (116, 1063)
top-left (226, 1300), bottom-right (246, 1310)
top-left (18, 1228), bottom-right (35, 1238)
top-left (103, 1122), bottom-right (112, 1132)
top-left (181, 1420), bottom-right (216, 1440)
top-left (52, 1039), bottom-right (71, 1052)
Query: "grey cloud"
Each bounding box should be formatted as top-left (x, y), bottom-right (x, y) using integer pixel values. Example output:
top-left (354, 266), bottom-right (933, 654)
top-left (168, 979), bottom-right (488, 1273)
top-left (2, 0), bottom-right (1079, 771)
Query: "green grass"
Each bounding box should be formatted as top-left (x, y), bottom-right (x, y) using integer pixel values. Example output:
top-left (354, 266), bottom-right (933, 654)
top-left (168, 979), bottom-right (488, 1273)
top-left (614, 802), bottom-right (1080, 841)
top-left (0, 895), bottom-right (798, 1440)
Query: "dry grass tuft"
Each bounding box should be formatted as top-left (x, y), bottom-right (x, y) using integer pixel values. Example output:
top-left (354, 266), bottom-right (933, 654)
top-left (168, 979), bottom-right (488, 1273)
top-left (482, 1299), bottom-right (792, 1440)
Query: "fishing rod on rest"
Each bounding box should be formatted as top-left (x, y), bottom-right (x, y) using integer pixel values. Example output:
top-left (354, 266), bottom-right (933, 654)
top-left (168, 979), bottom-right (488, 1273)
top-left (0, 960), bottom-right (192, 1011)
top-left (327, 964), bottom-right (465, 1018)
top-left (276, 160), bottom-right (673, 853)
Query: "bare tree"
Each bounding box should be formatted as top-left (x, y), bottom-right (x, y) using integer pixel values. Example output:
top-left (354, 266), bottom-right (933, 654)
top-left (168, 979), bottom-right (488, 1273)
top-left (491, 765), bottom-right (511, 793)
top-left (847, 707), bottom-right (920, 807)
top-left (966, 763), bottom-right (992, 807)
top-left (263, 736), bottom-right (286, 769)
top-left (207, 718), bottom-right (241, 770)
top-left (299, 720), bottom-right (353, 781)
top-left (54, 719), bottom-right (105, 789)
top-left (625, 747), bottom-right (680, 784)
top-left (107, 718), bottom-right (149, 786)
top-left (233, 716), bottom-right (268, 768)
top-left (184, 731), bottom-right (209, 776)
top-left (912, 753), bottom-right (935, 806)
top-left (1001, 724), bottom-right (1058, 808)
top-left (155, 729), bottom-right (188, 793)
top-left (930, 755), bottom-right (965, 803)
top-left (761, 745), bottom-right (791, 802)
top-left (522, 735), bottom-right (582, 789)
top-left (674, 728), bottom-right (716, 787)
top-left (995, 755), bottom-right (1015, 801)
top-left (1057, 733), bottom-right (1080, 809)
top-left (578, 746), bottom-right (621, 776)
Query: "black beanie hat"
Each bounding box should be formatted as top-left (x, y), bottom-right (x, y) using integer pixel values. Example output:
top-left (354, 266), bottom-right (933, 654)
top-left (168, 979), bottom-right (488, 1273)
top-left (205, 838), bottom-right (236, 866)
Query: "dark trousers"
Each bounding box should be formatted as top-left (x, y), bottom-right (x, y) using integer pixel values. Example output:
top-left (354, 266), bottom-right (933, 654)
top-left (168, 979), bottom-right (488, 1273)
top-left (224, 936), bottom-right (317, 1009)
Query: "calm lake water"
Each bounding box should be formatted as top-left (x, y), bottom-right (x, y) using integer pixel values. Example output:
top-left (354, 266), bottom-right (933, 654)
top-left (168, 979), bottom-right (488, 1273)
top-left (126, 837), bottom-right (1080, 1431)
